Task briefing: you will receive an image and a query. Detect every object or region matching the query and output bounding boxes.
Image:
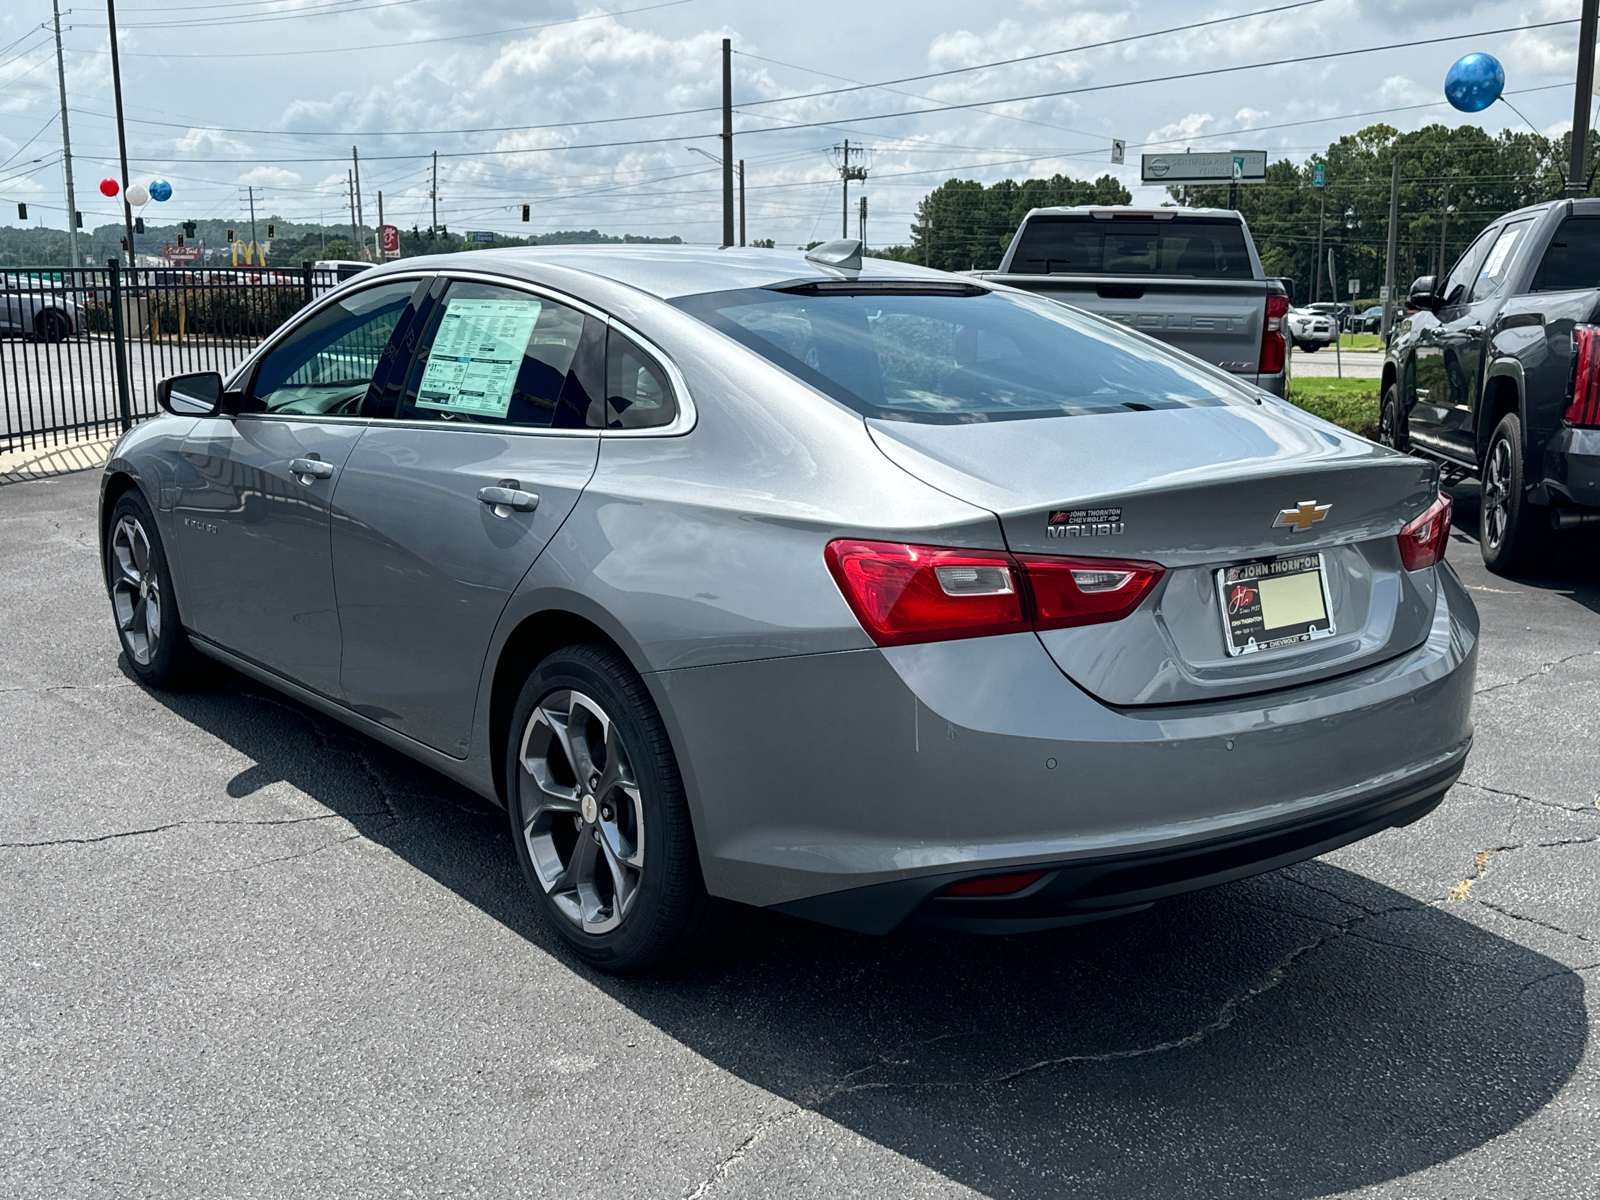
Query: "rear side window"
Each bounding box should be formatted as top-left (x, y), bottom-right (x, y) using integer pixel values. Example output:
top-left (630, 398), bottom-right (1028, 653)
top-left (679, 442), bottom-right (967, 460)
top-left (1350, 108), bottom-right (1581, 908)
top-left (604, 330), bottom-right (678, 429)
top-left (674, 286), bottom-right (1242, 424)
top-left (1009, 216), bottom-right (1254, 279)
top-left (1532, 216), bottom-right (1600, 292)
top-left (396, 281), bottom-right (601, 429)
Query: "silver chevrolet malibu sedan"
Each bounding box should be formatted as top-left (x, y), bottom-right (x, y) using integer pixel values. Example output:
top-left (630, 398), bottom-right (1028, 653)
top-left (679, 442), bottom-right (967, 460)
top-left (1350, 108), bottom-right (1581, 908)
top-left (99, 242), bottom-right (1477, 970)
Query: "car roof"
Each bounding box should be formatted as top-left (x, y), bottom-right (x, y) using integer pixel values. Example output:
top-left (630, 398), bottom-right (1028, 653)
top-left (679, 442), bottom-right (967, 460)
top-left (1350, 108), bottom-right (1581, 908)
top-left (378, 245), bottom-right (969, 301)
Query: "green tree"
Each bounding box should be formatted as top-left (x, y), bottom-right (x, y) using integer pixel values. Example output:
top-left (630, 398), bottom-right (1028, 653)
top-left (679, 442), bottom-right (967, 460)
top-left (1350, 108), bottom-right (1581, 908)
top-left (904, 173), bottom-right (1133, 271)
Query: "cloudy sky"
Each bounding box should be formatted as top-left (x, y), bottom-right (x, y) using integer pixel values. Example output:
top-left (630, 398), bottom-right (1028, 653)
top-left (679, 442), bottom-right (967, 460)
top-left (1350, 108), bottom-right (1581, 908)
top-left (0, 0), bottom-right (1588, 248)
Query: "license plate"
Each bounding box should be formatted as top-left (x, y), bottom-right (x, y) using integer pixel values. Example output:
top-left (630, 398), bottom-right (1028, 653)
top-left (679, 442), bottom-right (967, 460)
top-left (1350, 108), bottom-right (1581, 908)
top-left (1216, 553), bottom-right (1335, 656)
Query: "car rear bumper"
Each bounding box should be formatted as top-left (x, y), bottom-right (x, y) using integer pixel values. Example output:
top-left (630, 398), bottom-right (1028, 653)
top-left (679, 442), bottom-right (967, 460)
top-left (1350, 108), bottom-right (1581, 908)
top-left (652, 562), bottom-right (1476, 928)
top-left (1251, 369), bottom-right (1285, 397)
top-left (1543, 425), bottom-right (1600, 508)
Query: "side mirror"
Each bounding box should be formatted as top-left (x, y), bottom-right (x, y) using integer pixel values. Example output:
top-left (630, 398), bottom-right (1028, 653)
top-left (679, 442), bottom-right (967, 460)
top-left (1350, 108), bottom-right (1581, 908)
top-left (1272, 277), bottom-right (1295, 302)
top-left (1408, 275), bottom-right (1439, 311)
top-left (156, 371), bottom-right (225, 417)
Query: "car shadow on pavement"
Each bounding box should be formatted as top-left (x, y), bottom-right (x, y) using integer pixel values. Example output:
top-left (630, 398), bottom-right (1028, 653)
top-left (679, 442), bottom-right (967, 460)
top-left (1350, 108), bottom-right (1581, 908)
top-left (1449, 480), bottom-right (1600, 615)
top-left (138, 662), bottom-right (1589, 1200)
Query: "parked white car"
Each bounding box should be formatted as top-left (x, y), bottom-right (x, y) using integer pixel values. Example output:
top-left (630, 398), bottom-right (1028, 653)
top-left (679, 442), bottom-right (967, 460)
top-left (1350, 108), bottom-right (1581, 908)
top-left (1, 273), bottom-right (79, 342)
top-left (1285, 307), bottom-right (1336, 352)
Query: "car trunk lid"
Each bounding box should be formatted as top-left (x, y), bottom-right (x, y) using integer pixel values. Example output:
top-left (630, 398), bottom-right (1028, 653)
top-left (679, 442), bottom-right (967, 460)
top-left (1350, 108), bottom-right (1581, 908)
top-left (867, 402), bottom-right (1443, 705)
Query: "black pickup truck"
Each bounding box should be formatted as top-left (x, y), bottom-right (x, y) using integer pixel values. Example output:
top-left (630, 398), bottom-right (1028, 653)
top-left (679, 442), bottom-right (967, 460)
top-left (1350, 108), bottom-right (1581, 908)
top-left (1382, 197), bottom-right (1600, 572)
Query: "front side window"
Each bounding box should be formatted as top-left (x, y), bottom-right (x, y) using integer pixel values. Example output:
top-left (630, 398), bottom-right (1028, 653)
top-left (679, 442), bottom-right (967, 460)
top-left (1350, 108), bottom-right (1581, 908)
top-left (1009, 217), bottom-right (1253, 279)
top-left (248, 280), bottom-right (420, 415)
top-left (1532, 216), bottom-right (1600, 292)
top-left (673, 286), bottom-right (1243, 424)
top-left (1469, 219), bottom-right (1534, 303)
top-left (1440, 229), bottom-right (1496, 308)
top-left (396, 281), bottom-right (601, 429)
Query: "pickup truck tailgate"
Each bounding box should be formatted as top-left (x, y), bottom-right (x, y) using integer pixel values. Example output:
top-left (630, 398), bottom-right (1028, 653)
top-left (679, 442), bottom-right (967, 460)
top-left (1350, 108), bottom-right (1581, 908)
top-left (983, 275), bottom-right (1267, 373)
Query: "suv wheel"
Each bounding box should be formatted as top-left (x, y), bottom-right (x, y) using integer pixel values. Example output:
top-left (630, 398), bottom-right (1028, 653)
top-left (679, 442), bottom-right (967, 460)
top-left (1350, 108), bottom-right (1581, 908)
top-left (1378, 384), bottom-right (1408, 452)
top-left (506, 643), bottom-right (738, 971)
top-left (1480, 412), bottom-right (1548, 574)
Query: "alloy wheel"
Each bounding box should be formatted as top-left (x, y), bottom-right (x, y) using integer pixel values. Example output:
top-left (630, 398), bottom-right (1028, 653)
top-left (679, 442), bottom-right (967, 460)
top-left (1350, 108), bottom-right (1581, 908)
top-left (109, 514), bottom-right (161, 665)
top-left (517, 689), bottom-right (645, 935)
top-left (1482, 437), bottom-right (1512, 550)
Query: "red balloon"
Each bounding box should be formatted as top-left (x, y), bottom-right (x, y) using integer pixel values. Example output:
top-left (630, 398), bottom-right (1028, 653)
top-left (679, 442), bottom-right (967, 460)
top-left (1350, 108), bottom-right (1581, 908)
top-left (99, 178), bottom-right (119, 197)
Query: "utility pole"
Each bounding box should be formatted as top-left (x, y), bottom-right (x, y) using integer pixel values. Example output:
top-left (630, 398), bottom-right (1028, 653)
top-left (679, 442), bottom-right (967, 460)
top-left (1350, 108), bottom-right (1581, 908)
top-left (859, 195), bottom-right (867, 247)
top-left (245, 185), bottom-right (257, 250)
top-left (352, 146), bottom-right (368, 261)
top-left (377, 190), bottom-right (383, 254)
top-left (835, 139), bottom-right (868, 239)
top-left (51, 0), bottom-right (79, 268)
top-left (1569, 0), bottom-right (1599, 195)
top-left (431, 150), bottom-right (438, 237)
top-left (348, 169), bottom-right (358, 254)
top-left (1438, 178), bottom-right (1453, 277)
top-left (720, 38), bottom-right (734, 248)
top-left (1313, 195), bottom-right (1325, 303)
top-left (105, 0), bottom-right (137, 268)
top-left (738, 159), bottom-right (745, 247)
top-left (1380, 156), bottom-right (1401, 344)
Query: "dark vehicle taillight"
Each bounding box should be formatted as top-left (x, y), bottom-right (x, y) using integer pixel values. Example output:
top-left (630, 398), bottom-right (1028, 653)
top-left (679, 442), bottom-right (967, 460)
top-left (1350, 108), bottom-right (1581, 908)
top-left (1259, 292), bottom-right (1289, 375)
top-left (945, 871), bottom-right (1045, 896)
top-left (1397, 492), bottom-right (1453, 571)
top-left (1566, 324), bottom-right (1600, 427)
top-left (825, 540), bottom-right (1165, 646)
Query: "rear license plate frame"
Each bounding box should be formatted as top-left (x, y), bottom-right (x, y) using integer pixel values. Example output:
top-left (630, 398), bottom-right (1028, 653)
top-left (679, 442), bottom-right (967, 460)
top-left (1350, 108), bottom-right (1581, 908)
top-left (1215, 552), bottom-right (1336, 657)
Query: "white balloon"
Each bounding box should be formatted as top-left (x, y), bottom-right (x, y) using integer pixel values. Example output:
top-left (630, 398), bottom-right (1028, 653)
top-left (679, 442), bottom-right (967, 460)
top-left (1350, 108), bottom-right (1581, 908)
top-left (126, 183), bottom-right (150, 207)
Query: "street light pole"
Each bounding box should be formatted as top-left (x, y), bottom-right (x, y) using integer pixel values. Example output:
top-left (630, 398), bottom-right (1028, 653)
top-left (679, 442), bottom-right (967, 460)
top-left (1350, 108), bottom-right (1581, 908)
top-left (720, 38), bottom-right (734, 248)
top-left (1568, 0), bottom-right (1599, 195)
top-left (1380, 156), bottom-right (1400, 344)
top-left (104, 0), bottom-right (137, 268)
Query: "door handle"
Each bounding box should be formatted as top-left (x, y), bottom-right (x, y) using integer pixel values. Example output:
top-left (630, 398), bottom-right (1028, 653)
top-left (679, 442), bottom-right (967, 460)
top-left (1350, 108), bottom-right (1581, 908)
top-left (289, 457), bottom-right (334, 483)
top-left (477, 484), bottom-right (539, 517)
top-left (1461, 324), bottom-right (1486, 337)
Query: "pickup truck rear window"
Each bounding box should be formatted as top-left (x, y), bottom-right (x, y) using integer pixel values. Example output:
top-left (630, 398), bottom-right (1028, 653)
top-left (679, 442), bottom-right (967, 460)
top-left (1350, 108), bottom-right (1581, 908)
top-left (1532, 216), bottom-right (1600, 292)
top-left (1008, 216), bottom-right (1254, 279)
top-left (673, 286), bottom-right (1243, 424)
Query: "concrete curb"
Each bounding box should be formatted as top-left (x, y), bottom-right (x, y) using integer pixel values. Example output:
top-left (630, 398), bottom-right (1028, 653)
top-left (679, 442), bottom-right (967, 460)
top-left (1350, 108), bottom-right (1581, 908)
top-left (0, 433), bottom-right (119, 485)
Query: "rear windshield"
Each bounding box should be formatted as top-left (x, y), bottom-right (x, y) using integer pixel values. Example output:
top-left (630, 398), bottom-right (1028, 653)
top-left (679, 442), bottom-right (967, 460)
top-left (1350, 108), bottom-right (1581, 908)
top-left (1008, 216), bottom-right (1254, 279)
top-left (1532, 216), bottom-right (1600, 292)
top-left (672, 286), bottom-right (1245, 424)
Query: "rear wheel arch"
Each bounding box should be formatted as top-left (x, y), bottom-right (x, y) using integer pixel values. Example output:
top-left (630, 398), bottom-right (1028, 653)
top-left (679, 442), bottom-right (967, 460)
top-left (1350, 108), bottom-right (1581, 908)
top-left (488, 610), bottom-right (644, 807)
top-left (1477, 369), bottom-right (1522, 464)
top-left (1381, 361), bottom-right (1399, 399)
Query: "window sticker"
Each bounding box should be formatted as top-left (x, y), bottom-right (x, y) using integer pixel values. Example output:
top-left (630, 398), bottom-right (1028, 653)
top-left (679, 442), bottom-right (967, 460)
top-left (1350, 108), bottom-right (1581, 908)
top-left (416, 298), bottom-right (541, 418)
top-left (1480, 227), bottom-right (1523, 282)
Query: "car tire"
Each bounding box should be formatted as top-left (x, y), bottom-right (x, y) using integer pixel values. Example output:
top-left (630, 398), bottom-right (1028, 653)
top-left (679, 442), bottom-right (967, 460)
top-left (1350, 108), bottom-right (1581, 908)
top-left (1302, 342), bottom-right (1319, 353)
top-left (104, 489), bottom-right (200, 687)
top-left (506, 642), bottom-right (739, 972)
top-left (34, 308), bottom-right (71, 343)
top-left (1479, 412), bottom-right (1549, 575)
top-left (1378, 384), bottom-right (1409, 452)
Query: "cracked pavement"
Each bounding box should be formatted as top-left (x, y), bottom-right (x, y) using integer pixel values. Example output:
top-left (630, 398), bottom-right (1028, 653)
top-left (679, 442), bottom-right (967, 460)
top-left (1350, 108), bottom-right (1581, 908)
top-left (1, 472), bottom-right (1597, 1199)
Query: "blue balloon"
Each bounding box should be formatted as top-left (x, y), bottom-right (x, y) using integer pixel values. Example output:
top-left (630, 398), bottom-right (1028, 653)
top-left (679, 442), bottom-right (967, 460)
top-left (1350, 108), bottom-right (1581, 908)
top-left (1445, 53), bottom-right (1505, 113)
top-left (148, 178), bottom-right (172, 202)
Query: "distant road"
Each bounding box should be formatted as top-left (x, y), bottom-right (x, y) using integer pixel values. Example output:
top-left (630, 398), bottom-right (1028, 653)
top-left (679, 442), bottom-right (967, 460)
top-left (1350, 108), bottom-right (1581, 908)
top-left (1290, 346), bottom-right (1383, 380)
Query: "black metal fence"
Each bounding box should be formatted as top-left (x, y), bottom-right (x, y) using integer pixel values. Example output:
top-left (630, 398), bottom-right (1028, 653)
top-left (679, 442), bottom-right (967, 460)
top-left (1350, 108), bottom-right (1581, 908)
top-left (1, 261), bottom-right (342, 453)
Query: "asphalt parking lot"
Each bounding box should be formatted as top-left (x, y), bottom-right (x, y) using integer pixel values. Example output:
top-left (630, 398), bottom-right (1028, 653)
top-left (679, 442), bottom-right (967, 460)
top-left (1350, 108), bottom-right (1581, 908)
top-left (2, 468), bottom-right (1597, 1199)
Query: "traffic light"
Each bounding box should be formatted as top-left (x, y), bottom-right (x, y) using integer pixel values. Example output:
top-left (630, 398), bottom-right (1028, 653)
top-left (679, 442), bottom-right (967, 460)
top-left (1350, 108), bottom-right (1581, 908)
top-left (266, 223), bottom-right (275, 238)
top-left (16, 202), bottom-right (25, 220)
top-left (135, 216), bottom-right (145, 233)
top-left (75, 211), bottom-right (83, 228)
top-left (226, 228), bottom-right (234, 241)
top-left (183, 221), bottom-right (195, 237)
top-left (521, 204), bottom-right (530, 222)
top-left (176, 235), bottom-right (184, 247)
top-left (120, 237), bottom-right (128, 251)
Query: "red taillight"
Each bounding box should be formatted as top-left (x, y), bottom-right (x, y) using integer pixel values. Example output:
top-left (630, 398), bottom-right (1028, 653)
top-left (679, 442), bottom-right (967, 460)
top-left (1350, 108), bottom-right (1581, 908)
top-left (1397, 492), bottom-right (1453, 571)
top-left (824, 541), bottom-right (1027, 646)
top-left (945, 871), bottom-right (1045, 896)
top-left (1018, 554), bottom-right (1165, 630)
top-left (825, 540), bottom-right (1165, 646)
top-left (1259, 291), bottom-right (1289, 375)
top-left (1566, 324), bottom-right (1600, 427)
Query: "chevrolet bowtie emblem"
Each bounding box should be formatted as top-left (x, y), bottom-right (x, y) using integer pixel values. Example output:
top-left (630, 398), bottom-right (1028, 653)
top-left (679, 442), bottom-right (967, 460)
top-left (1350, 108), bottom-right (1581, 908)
top-left (1276, 500), bottom-right (1332, 531)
